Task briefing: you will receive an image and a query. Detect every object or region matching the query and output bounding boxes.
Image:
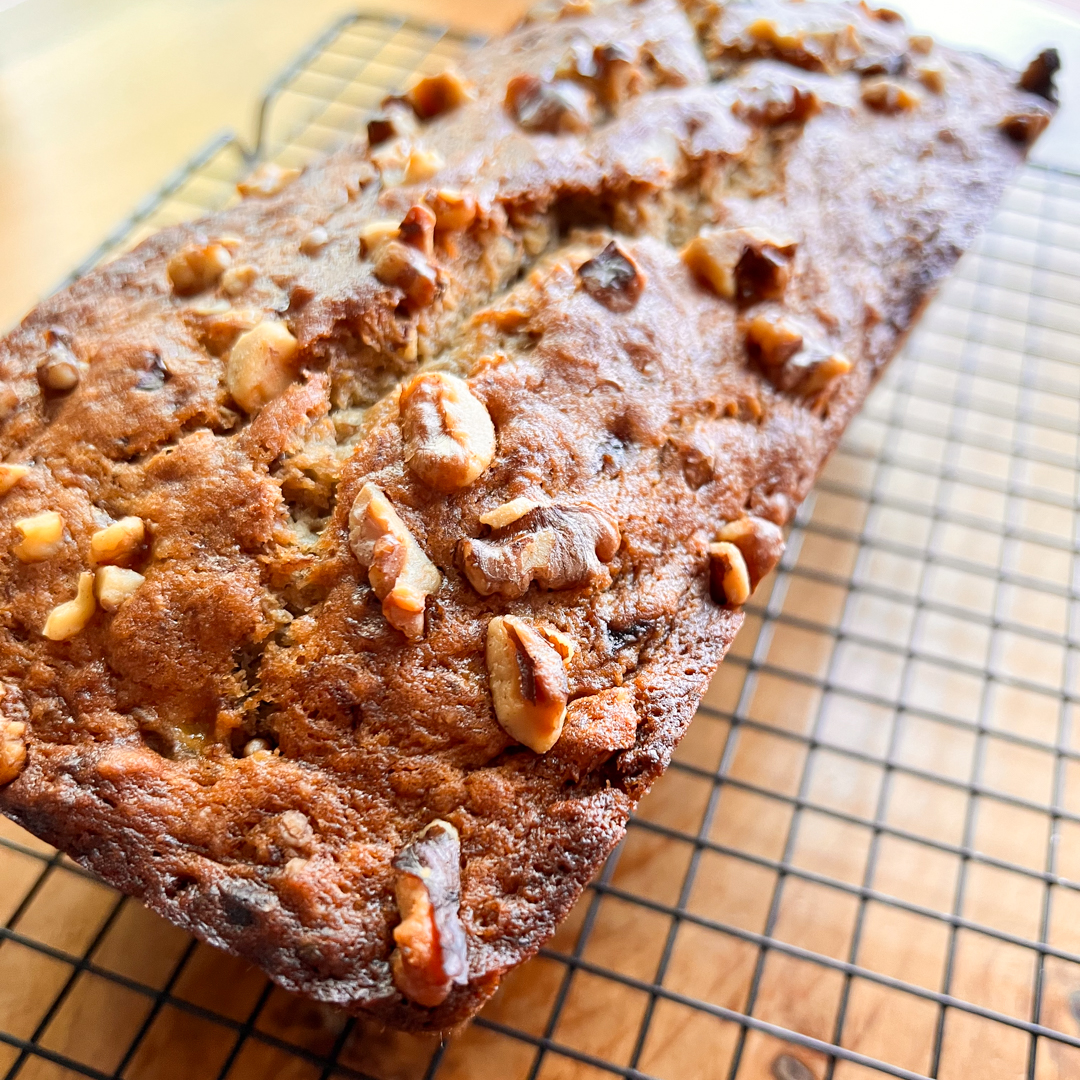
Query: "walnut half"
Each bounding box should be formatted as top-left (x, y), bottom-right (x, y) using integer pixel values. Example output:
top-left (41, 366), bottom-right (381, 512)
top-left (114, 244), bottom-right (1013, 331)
top-left (391, 820), bottom-right (469, 1007)
top-left (459, 504), bottom-right (620, 599)
top-left (715, 515), bottom-right (785, 593)
top-left (349, 483), bottom-right (442, 640)
top-left (486, 615), bottom-right (572, 752)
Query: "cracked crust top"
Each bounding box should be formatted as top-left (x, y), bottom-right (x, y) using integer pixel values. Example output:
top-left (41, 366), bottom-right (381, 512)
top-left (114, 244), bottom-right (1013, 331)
top-left (0, 0), bottom-right (1055, 1031)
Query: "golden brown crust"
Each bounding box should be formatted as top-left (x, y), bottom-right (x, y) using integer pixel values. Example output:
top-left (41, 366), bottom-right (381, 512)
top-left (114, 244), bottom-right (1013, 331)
top-left (0, 0), bottom-right (1055, 1031)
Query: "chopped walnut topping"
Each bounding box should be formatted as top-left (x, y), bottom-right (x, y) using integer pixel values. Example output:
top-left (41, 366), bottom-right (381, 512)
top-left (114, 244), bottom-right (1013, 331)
top-left (486, 615), bottom-right (572, 752)
top-left (13, 511), bottom-right (64, 562)
top-left (43, 571), bottom-right (96, 640)
top-left (746, 316), bottom-right (851, 400)
top-left (908, 34), bottom-right (933, 55)
top-left (459, 504), bottom-right (620, 599)
top-left (709, 541), bottom-right (751, 607)
top-left (94, 566), bottom-right (145, 612)
top-left (682, 228), bottom-right (797, 305)
top-left (299, 227), bottom-right (329, 256)
top-left (367, 104), bottom-right (419, 147)
top-left (715, 515), bottom-right (785, 591)
top-left (221, 264), bottom-right (258, 297)
top-left (427, 190), bottom-right (478, 233)
top-left (167, 243), bottom-right (232, 296)
top-left (372, 241), bottom-right (438, 311)
top-left (404, 148), bottom-right (445, 185)
top-left (399, 372), bottom-right (496, 492)
top-left (745, 315), bottom-right (804, 369)
top-left (247, 810), bottom-right (316, 866)
top-left (732, 82), bottom-right (820, 126)
top-left (0, 718), bottom-right (27, 787)
top-left (914, 65), bottom-right (946, 93)
top-left (591, 43), bottom-right (644, 107)
top-left (404, 69), bottom-right (475, 120)
top-left (578, 242), bottom-right (645, 313)
top-left (1019, 48), bottom-right (1060, 103)
top-left (506, 74), bottom-right (593, 134)
top-left (226, 321), bottom-right (300, 414)
top-left (0, 465), bottom-right (29, 498)
top-left (359, 220), bottom-right (402, 254)
top-left (399, 205), bottom-right (437, 257)
top-left (861, 78), bottom-right (920, 113)
top-left (1000, 111), bottom-right (1051, 145)
top-left (349, 483), bottom-right (442, 640)
top-left (90, 516), bottom-right (145, 566)
top-left (391, 820), bottom-right (468, 1007)
top-left (479, 497), bottom-right (548, 530)
top-left (237, 162), bottom-right (301, 198)
top-left (38, 345), bottom-right (81, 394)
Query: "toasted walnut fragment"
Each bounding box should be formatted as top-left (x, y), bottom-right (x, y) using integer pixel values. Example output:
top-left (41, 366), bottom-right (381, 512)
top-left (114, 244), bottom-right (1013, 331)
top-left (589, 43), bottom-right (644, 107)
top-left (248, 810), bottom-right (316, 866)
top-left (373, 241), bottom-right (438, 311)
top-left (404, 69), bottom-right (475, 119)
top-left (391, 820), bottom-right (468, 1007)
top-left (226, 321), bottom-right (300, 414)
top-left (861, 78), bottom-right (920, 113)
top-left (367, 103), bottom-right (419, 147)
top-left (709, 541), bottom-right (751, 607)
top-left (167, 243), bottom-right (232, 296)
top-left (359, 220), bottom-right (402, 254)
top-left (746, 316), bottom-right (851, 400)
top-left (427, 190), bottom-right (478, 233)
top-left (914, 65), bottom-right (946, 93)
top-left (89, 516), bottom-right (145, 566)
top-left (1019, 48), bottom-right (1060, 103)
top-left (399, 372), bottom-right (496, 492)
top-left (237, 162), bottom-right (301, 197)
top-left (0, 719), bottom-right (26, 787)
top-left (486, 615), bottom-right (571, 752)
top-left (399, 205), bottom-right (437, 257)
top-left (745, 315), bottom-right (804, 368)
top-left (908, 34), bottom-right (933, 54)
top-left (1000, 111), bottom-right (1051, 145)
top-left (479, 497), bottom-right (548, 530)
top-left (0, 465), bottom-right (29, 498)
top-left (506, 74), bottom-right (593, 134)
top-left (716, 516), bottom-right (786, 591)
top-left (299, 227), bottom-right (329, 256)
top-left (38, 347), bottom-right (81, 394)
top-left (95, 566), bottom-right (144, 612)
top-left (732, 82), bottom-right (820, 126)
top-left (404, 148), bottom-right (446, 185)
top-left (349, 483), bottom-right (442, 640)
top-left (13, 511), bottom-right (64, 562)
top-left (460, 504), bottom-right (620, 599)
top-left (221, 264), bottom-right (258, 297)
top-left (682, 228), bottom-right (797, 305)
top-left (578, 242), bottom-right (645, 313)
top-left (43, 571), bottom-right (96, 640)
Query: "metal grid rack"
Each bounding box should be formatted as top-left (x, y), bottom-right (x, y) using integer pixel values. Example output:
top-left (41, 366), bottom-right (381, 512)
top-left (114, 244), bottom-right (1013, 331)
top-left (2, 11), bottom-right (1080, 1080)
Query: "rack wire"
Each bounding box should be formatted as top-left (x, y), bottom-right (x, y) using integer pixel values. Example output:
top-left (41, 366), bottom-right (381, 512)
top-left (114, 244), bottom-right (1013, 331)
top-left (3, 10), bottom-right (1080, 1080)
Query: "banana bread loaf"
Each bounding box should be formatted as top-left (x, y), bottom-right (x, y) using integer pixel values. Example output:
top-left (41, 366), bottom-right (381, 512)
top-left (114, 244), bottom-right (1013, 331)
top-left (0, 0), bottom-right (1056, 1031)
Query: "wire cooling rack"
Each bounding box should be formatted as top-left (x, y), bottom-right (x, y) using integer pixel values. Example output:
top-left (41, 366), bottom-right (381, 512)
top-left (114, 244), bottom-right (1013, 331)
top-left (3, 10), bottom-right (1080, 1080)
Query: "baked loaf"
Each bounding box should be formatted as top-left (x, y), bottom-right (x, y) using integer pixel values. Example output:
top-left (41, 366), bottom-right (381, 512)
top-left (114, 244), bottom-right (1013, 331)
top-left (0, 0), bottom-right (1056, 1031)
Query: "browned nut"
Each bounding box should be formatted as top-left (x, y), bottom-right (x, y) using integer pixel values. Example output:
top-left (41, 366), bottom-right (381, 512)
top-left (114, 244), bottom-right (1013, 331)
top-left (399, 372), bottom-right (496, 492)
top-left (38, 345), bottom-right (81, 394)
top-left (486, 615), bottom-right (571, 752)
top-left (299, 227), bottom-right (329, 256)
top-left (367, 104), bottom-right (420, 147)
top-left (359, 220), bottom-right (401, 254)
top-left (460, 503), bottom-right (620, 599)
top-left (391, 820), bottom-right (468, 1006)
top-left (578, 242), bottom-right (645, 313)
top-left (221, 264), bottom-right (258, 297)
top-left (427, 190), bottom-right (478, 233)
top-left (90, 516), bottom-right (145, 566)
top-left (1019, 49), bottom-right (1060, 103)
top-left (591, 43), bottom-right (644, 107)
top-left (709, 541), bottom-right (751, 607)
top-left (372, 241), bottom-right (438, 310)
top-left (237, 162), bottom-right (302, 197)
top-left (349, 482), bottom-right (442, 640)
top-left (1000, 111), bottom-right (1051, 145)
top-left (404, 147), bottom-right (445, 185)
top-left (715, 515), bottom-right (785, 590)
top-left (43, 571), bottom-right (96, 640)
top-left (399, 205), bottom-right (437, 257)
top-left (404, 69), bottom-right (475, 120)
top-left (747, 317), bottom-right (852, 400)
top-left (14, 511), bottom-right (64, 562)
top-left (226, 321), bottom-right (300, 413)
top-left (247, 810), bottom-right (316, 865)
top-left (908, 34), bottom-right (934, 55)
top-left (914, 65), bottom-right (946, 93)
top-left (0, 465), bottom-right (29, 498)
top-left (167, 243), bottom-right (232, 296)
top-left (94, 566), bottom-right (145, 612)
top-left (732, 83), bottom-right (820, 126)
top-left (0, 718), bottom-right (27, 787)
top-left (479, 497), bottom-right (547, 530)
top-left (745, 315), bottom-right (804, 369)
top-left (861, 79), bottom-right (920, 113)
top-left (796, 351), bottom-right (853, 396)
top-left (505, 74), bottom-right (593, 134)
top-left (682, 228), bottom-right (797, 304)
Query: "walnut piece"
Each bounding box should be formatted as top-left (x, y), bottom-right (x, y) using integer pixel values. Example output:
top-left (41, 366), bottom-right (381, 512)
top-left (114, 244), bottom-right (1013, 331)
top-left (399, 205), bottom-right (437, 257)
top-left (0, 465), bottom-right (29, 498)
top-left (404, 148), bottom-right (446, 185)
top-left (0, 718), bottom-right (26, 787)
top-left (709, 541), bottom-right (751, 607)
top-left (221, 264), bottom-right (258, 297)
top-left (299, 227), bottom-right (329, 256)
top-left (745, 315), bottom-right (851, 401)
top-left (90, 516), bottom-right (145, 566)
top-left (428, 190), bottom-right (478, 233)
top-left (226, 321), bottom-right (300, 414)
top-left (745, 315), bottom-right (804, 368)
top-left (578, 242), bottom-right (645, 313)
top-left (367, 103), bottom-right (419, 147)
top-left (14, 511), bottom-right (64, 562)
top-left (1019, 48), bottom-right (1060, 103)
top-left (43, 571), bottom-right (96, 640)
top-left (349, 483), bottom-right (442, 640)
top-left (391, 820), bottom-right (469, 1007)
top-left (715, 515), bottom-right (785, 591)
top-left (359, 220), bottom-right (402, 254)
top-left (861, 78), bottom-right (920, 113)
top-left (237, 162), bottom-right (301, 197)
top-left (460, 504), bottom-right (620, 599)
top-left (506, 74), bottom-right (593, 134)
top-left (1000, 111), bottom-right (1051, 146)
top-left (404, 69), bottom-right (475, 119)
top-left (479, 497), bottom-right (547, 530)
top-left (38, 347), bottom-right (81, 394)
top-left (95, 566), bottom-right (145, 612)
top-left (247, 810), bottom-right (316, 866)
top-left (486, 615), bottom-right (572, 752)
top-left (167, 243), bottom-right (232, 296)
top-left (398, 372), bottom-right (496, 492)
top-left (682, 228), bottom-right (797, 304)
top-left (732, 82), bottom-right (820, 126)
top-left (373, 241), bottom-right (438, 311)
top-left (914, 65), bottom-right (946, 93)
